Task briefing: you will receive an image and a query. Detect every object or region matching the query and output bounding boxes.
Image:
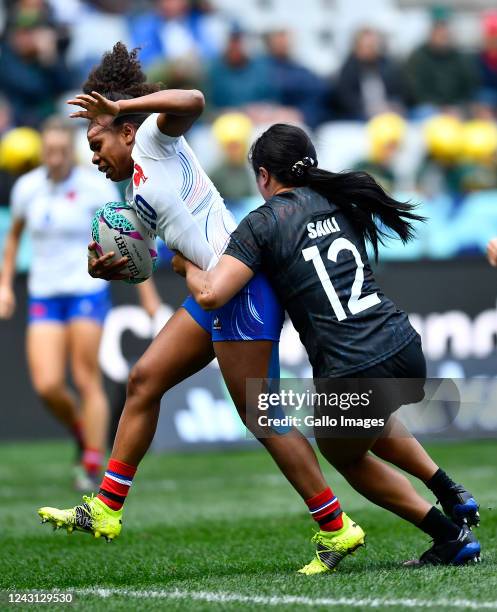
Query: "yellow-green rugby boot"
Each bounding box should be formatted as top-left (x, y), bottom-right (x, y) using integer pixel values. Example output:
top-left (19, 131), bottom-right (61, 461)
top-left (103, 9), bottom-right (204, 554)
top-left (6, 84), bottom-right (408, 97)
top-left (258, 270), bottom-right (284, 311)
top-left (38, 495), bottom-right (122, 542)
top-left (298, 512), bottom-right (365, 575)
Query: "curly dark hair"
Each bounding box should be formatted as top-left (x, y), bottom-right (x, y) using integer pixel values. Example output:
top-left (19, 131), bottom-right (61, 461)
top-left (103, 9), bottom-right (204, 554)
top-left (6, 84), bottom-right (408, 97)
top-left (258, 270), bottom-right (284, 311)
top-left (83, 42), bottom-right (160, 99)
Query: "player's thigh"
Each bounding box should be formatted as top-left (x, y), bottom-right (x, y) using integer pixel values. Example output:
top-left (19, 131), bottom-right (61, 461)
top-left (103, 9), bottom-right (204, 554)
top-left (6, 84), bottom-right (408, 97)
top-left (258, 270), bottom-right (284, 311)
top-left (212, 273), bottom-right (284, 420)
top-left (26, 323), bottom-right (68, 392)
top-left (129, 306), bottom-right (215, 399)
top-left (214, 340), bottom-right (277, 422)
top-left (67, 319), bottom-right (103, 389)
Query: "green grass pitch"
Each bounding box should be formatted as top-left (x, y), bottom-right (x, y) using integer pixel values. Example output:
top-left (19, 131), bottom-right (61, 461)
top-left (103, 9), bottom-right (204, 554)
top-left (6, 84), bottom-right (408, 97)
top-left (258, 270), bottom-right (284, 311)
top-left (0, 440), bottom-right (496, 611)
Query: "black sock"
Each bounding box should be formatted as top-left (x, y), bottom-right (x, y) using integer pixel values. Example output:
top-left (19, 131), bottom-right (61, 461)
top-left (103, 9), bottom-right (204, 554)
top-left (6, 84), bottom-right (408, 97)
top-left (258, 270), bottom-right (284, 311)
top-left (426, 468), bottom-right (456, 499)
top-left (419, 507), bottom-right (461, 543)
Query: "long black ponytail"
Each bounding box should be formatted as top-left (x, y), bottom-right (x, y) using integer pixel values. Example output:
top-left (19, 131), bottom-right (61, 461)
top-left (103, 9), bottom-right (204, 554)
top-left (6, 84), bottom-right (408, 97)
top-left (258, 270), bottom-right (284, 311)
top-left (249, 123), bottom-right (424, 260)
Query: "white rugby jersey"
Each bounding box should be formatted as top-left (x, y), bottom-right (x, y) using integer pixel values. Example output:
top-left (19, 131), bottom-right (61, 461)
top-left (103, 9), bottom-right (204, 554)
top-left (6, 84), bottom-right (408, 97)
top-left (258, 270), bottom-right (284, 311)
top-left (11, 165), bottom-right (119, 297)
top-left (126, 113), bottom-right (236, 270)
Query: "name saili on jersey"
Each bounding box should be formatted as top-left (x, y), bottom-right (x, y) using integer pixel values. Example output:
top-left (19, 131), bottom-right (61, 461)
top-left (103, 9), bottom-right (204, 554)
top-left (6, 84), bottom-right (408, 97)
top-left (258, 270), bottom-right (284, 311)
top-left (307, 216), bottom-right (340, 239)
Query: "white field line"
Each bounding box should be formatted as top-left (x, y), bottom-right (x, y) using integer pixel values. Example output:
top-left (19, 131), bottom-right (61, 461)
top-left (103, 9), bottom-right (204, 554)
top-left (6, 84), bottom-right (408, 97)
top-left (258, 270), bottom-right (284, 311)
top-left (71, 588), bottom-right (497, 609)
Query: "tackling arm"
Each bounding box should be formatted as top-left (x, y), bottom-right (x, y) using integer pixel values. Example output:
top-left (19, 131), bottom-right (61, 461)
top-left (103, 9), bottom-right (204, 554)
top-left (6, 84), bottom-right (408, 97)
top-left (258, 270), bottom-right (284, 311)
top-left (182, 255), bottom-right (255, 310)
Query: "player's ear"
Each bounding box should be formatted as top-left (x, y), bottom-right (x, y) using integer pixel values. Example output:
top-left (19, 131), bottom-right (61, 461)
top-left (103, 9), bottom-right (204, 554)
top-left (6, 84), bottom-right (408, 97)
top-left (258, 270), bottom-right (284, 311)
top-left (258, 167), bottom-right (270, 187)
top-left (121, 122), bottom-right (136, 146)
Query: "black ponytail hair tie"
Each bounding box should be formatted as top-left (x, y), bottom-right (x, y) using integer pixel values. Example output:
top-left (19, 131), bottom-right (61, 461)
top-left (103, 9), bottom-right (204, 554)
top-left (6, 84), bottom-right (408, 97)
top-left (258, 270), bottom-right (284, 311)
top-left (290, 156), bottom-right (317, 178)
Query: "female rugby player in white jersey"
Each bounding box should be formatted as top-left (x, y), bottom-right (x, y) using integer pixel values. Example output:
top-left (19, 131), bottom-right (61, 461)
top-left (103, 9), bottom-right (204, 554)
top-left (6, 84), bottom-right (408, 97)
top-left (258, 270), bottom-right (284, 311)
top-left (0, 117), bottom-right (161, 491)
top-left (38, 43), bottom-right (366, 573)
top-left (0, 117), bottom-right (118, 490)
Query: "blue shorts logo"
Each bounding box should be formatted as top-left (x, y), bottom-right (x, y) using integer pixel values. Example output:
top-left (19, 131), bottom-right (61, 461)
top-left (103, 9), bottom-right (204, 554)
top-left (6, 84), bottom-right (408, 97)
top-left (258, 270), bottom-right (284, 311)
top-left (213, 316), bottom-right (222, 331)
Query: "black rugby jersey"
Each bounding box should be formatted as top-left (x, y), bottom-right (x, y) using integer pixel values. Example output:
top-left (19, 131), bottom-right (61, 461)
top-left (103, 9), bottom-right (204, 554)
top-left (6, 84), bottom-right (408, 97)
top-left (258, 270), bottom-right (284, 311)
top-left (224, 186), bottom-right (417, 377)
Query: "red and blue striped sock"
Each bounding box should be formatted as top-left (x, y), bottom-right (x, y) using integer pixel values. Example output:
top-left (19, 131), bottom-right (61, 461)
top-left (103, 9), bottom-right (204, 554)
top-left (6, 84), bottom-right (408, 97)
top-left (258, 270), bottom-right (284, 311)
top-left (306, 486), bottom-right (343, 531)
top-left (97, 459), bottom-right (137, 511)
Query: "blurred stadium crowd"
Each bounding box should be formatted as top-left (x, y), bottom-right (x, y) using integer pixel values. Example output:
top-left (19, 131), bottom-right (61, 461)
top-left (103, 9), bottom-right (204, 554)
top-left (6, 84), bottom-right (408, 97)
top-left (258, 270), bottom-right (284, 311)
top-left (1, 0), bottom-right (497, 261)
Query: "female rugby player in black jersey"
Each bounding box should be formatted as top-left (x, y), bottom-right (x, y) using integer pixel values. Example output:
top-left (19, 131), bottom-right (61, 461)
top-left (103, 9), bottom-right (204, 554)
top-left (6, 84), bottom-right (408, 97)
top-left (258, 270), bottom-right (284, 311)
top-left (173, 123), bottom-right (482, 568)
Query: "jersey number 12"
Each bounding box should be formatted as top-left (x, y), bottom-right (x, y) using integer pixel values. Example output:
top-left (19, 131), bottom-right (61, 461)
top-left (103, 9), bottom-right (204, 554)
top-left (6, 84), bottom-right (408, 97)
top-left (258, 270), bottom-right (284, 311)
top-left (302, 238), bottom-right (380, 321)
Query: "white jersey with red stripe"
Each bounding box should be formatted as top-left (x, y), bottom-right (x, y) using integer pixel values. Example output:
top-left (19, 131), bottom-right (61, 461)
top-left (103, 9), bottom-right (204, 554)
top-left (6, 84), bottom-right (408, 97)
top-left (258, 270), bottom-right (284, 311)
top-left (11, 165), bottom-right (119, 297)
top-left (126, 114), bottom-right (236, 270)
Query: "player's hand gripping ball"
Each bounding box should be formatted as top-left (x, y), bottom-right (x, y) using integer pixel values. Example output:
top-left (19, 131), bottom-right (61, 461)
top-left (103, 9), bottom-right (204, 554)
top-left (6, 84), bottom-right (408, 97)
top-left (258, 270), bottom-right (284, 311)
top-left (90, 202), bottom-right (157, 284)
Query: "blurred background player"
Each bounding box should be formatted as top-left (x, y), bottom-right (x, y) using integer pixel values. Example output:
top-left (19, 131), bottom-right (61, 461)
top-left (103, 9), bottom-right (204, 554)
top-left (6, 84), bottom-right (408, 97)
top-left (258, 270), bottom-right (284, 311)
top-left (0, 116), bottom-right (159, 490)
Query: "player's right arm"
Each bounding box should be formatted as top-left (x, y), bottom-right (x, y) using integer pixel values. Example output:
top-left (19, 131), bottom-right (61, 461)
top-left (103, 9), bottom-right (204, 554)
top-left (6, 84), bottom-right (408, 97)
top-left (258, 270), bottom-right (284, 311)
top-left (0, 217), bottom-right (25, 319)
top-left (0, 173), bottom-right (33, 319)
top-left (68, 89), bottom-right (205, 138)
top-left (487, 237), bottom-right (497, 267)
top-left (121, 89), bottom-right (205, 137)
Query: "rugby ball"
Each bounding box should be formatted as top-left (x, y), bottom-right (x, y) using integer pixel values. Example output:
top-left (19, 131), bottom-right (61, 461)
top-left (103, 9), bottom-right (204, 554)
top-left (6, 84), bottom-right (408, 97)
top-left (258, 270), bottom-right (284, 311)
top-left (91, 202), bottom-right (157, 284)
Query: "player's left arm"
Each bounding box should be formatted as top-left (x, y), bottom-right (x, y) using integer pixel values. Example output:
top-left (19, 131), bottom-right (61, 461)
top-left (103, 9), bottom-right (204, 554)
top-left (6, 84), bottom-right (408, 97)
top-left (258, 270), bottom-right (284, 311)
top-left (68, 89), bottom-right (205, 137)
top-left (172, 254), bottom-right (254, 310)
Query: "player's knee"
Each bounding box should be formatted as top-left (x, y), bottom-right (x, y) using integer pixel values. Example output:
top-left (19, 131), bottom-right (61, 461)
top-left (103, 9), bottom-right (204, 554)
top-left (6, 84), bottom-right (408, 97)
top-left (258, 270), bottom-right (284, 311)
top-left (333, 455), bottom-right (367, 474)
top-left (127, 362), bottom-right (156, 403)
top-left (34, 379), bottom-right (64, 404)
top-left (72, 366), bottom-right (101, 397)
top-left (321, 442), bottom-right (367, 470)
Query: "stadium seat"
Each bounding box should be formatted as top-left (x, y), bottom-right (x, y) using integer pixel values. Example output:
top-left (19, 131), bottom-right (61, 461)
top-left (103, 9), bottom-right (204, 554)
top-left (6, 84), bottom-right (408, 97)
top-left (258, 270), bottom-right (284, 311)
top-left (66, 11), bottom-right (131, 75)
top-left (393, 123), bottom-right (427, 188)
top-left (187, 125), bottom-right (224, 173)
top-left (315, 122), bottom-right (368, 171)
top-left (385, 8), bottom-right (431, 57)
top-left (294, 28), bottom-right (340, 76)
